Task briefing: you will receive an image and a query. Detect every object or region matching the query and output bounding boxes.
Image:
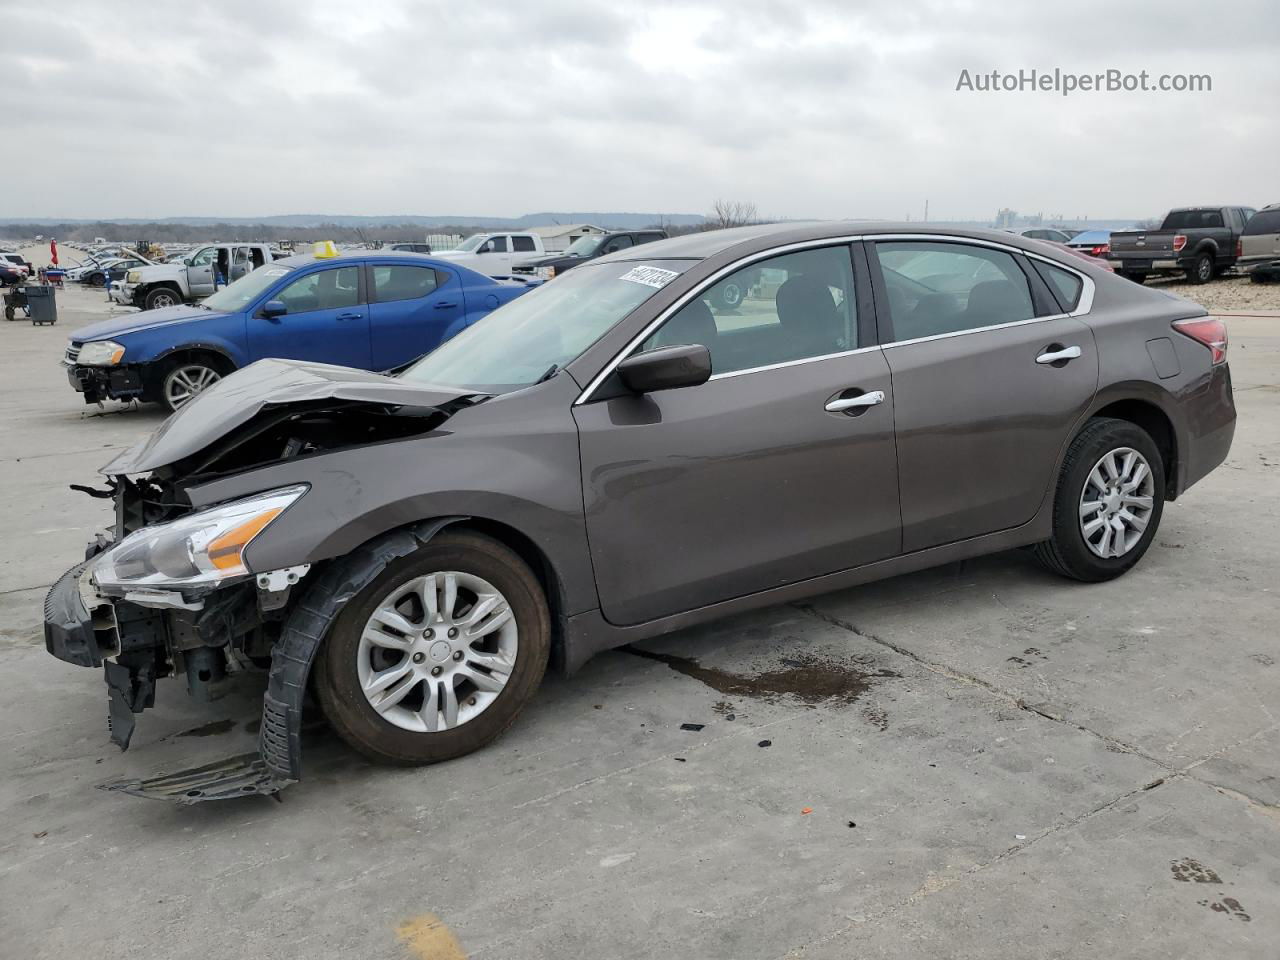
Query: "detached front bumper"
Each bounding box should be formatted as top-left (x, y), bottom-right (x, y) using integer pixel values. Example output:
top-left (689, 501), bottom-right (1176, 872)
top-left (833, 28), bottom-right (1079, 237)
top-left (108, 281), bottom-right (136, 305)
top-left (64, 361), bottom-right (146, 403)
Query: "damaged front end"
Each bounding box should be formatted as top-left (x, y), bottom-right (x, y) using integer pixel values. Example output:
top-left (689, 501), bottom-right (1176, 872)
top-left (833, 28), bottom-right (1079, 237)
top-left (44, 359), bottom-right (485, 803)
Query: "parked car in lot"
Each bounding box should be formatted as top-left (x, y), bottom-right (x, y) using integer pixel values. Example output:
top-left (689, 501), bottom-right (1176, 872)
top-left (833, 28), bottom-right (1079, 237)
top-left (64, 250), bottom-right (538, 411)
top-left (1108, 206), bottom-right (1257, 284)
top-left (1065, 230), bottom-right (1112, 259)
top-left (1238, 204), bottom-right (1280, 283)
top-left (1037, 240), bottom-right (1116, 272)
top-left (514, 229), bottom-right (667, 280)
top-left (42, 221), bottom-right (1235, 803)
top-left (388, 242), bottom-right (433, 254)
top-left (112, 242), bottom-right (280, 309)
top-left (433, 232), bottom-right (544, 277)
top-left (1019, 228), bottom-right (1075, 244)
top-left (1, 253), bottom-right (32, 277)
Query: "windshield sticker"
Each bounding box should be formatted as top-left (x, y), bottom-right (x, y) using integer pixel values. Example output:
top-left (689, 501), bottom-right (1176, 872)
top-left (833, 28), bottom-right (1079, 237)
top-left (619, 265), bottom-right (679, 289)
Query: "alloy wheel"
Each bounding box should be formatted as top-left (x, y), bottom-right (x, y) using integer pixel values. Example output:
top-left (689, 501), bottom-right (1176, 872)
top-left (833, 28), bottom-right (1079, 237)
top-left (356, 571), bottom-right (518, 733)
top-left (164, 364), bottom-right (221, 409)
top-left (1078, 446), bottom-right (1156, 558)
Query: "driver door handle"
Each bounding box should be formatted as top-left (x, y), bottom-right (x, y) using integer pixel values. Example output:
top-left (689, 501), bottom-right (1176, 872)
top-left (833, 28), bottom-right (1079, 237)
top-left (1036, 345), bottom-right (1082, 364)
top-left (825, 390), bottom-right (885, 412)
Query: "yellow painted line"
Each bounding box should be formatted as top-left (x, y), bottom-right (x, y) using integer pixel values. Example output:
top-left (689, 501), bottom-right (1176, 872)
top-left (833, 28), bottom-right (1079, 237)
top-left (397, 913), bottom-right (467, 960)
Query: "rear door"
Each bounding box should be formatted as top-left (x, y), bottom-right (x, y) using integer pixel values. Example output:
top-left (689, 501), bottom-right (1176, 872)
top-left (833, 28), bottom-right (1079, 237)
top-left (870, 239), bottom-right (1099, 552)
top-left (366, 262), bottom-right (461, 369)
top-left (247, 264), bottom-right (372, 367)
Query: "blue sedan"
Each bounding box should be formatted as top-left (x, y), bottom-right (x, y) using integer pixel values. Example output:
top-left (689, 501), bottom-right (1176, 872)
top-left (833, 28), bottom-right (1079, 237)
top-left (64, 250), bottom-right (539, 410)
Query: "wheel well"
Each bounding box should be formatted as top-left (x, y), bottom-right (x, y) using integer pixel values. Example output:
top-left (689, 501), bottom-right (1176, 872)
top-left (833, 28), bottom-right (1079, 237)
top-left (446, 518), bottom-right (568, 671)
top-left (142, 282), bottom-right (183, 296)
top-left (144, 348), bottom-right (235, 397)
top-left (1090, 400), bottom-right (1178, 498)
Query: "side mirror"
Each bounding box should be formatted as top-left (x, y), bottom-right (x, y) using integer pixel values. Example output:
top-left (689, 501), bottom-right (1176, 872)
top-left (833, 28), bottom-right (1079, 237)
top-left (261, 300), bottom-right (287, 319)
top-left (617, 344), bottom-right (711, 394)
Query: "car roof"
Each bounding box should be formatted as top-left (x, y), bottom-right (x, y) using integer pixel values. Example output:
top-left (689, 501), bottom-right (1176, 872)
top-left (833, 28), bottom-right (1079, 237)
top-left (594, 220), bottom-right (1089, 265)
top-left (274, 250), bottom-right (449, 268)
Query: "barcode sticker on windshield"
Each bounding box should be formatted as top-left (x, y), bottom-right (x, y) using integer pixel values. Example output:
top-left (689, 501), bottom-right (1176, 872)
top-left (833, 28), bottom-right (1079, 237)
top-left (619, 265), bottom-right (679, 288)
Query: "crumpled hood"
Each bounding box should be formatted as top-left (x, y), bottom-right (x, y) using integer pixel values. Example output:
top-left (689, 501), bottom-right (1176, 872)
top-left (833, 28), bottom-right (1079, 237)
top-left (70, 305), bottom-right (219, 342)
top-left (100, 358), bottom-right (478, 475)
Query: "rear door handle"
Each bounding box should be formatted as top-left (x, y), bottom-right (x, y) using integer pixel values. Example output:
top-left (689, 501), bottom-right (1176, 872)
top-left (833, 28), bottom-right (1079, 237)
top-left (825, 390), bottom-right (885, 413)
top-left (1036, 345), bottom-right (1082, 364)
top-left (336, 312), bottom-right (363, 321)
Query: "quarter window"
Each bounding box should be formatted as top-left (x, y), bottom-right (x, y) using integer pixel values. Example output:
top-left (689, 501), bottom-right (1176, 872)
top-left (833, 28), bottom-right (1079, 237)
top-left (1032, 260), bottom-right (1084, 312)
top-left (275, 266), bottom-right (360, 312)
top-left (372, 265), bottom-right (439, 303)
top-left (874, 241), bottom-right (1035, 342)
top-left (640, 245), bottom-right (857, 376)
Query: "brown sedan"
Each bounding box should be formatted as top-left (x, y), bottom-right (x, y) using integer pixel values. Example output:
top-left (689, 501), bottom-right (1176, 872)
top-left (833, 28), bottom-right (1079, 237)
top-left (45, 222), bottom-right (1235, 800)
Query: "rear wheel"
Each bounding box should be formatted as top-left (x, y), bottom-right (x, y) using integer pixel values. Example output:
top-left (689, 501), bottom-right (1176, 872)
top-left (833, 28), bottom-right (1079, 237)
top-left (1188, 253), bottom-right (1214, 284)
top-left (315, 532), bottom-right (550, 766)
top-left (87, 273), bottom-right (105, 288)
top-left (1033, 418), bottom-right (1165, 582)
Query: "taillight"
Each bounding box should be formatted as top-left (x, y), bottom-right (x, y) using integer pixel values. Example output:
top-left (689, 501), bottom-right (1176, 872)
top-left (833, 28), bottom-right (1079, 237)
top-left (1236, 239), bottom-right (1243, 258)
top-left (1172, 234), bottom-right (1188, 252)
top-left (1090, 243), bottom-right (1110, 257)
top-left (1173, 317), bottom-right (1227, 365)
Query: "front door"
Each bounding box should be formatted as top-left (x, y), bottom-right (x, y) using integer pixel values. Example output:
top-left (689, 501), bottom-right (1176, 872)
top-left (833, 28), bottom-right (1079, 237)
top-left (574, 243), bottom-right (901, 626)
top-left (186, 246), bottom-right (218, 297)
top-left (248, 264), bottom-right (372, 368)
top-left (870, 239), bottom-right (1099, 552)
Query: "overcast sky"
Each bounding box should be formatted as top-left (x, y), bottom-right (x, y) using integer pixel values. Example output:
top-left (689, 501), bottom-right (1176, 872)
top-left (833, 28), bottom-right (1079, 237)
top-left (3, 0), bottom-right (1276, 222)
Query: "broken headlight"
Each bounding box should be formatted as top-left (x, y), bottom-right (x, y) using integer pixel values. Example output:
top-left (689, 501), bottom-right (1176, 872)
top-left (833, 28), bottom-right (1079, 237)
top-left (92, 485), bottom-right (307, 591)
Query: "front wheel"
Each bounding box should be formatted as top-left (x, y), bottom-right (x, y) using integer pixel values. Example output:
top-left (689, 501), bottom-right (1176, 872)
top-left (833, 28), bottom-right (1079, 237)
top-left (315, 532), bottom-right (550, 766)
top-left (160, 359), bottom-right (223, 411)
top-left (1033, 418), bottom-right (1165, 582)
top-left (143, 286), bottom-right (181, 310)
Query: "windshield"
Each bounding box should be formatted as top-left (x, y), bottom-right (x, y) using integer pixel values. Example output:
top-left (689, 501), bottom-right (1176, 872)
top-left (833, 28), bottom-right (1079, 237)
top-left (454, 235), bottom-right (488, 253)
top-left (401, 259), bottom-right (692, 392)
top-left (201, 264), bottom-right (293, 312)
top-left (563, 235), bottom-right (605, 257)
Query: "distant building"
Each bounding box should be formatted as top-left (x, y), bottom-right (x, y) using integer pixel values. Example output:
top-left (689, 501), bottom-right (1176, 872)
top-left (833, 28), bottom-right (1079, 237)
top-left (527, 223), bottom-right (606, 253)
top-left (994, 208), bottom-right (1018, 229)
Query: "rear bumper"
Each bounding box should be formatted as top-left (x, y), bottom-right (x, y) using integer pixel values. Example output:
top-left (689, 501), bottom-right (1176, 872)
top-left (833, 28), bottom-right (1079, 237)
top-left (64, 362), bottom-right (146, 403)
top-left (1241, 258), bottom-right (1280, 279)
top-left (1178, 362), bottom-right (1236, 496)
top-left (1107, 255), bottom-right (1186, 273)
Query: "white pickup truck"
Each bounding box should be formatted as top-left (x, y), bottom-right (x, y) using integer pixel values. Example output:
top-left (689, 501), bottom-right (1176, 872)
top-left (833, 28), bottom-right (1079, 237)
top-left (112, 242), bottom-right (279, 310)
top-left (432, 232), bottom-right (544, 278)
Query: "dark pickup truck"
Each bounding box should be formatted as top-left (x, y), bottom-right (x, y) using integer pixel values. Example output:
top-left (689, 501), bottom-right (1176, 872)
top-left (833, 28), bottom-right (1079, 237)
top-left (513, 229), bottom-right (666, 280)
top-left (1108, 206), bottom-right (1257, 284)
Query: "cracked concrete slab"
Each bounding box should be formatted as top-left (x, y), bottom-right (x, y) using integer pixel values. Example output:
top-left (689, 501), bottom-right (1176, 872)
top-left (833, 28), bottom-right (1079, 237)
top-left (0, 286), bottom-right (1277, 959)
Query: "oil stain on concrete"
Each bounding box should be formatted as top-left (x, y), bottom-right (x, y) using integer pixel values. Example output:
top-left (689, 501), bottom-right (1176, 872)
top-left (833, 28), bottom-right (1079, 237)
top-left (624, 646), bottom-right (897, 705)
top-left (397, 913), bottom-right (467, 959)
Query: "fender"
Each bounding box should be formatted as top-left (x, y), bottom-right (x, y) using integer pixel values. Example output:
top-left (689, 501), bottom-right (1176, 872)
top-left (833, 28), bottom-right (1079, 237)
top-left (259, 517), bottom-right (465, 783)
top-left (149, 339), bottom-right (246, 369)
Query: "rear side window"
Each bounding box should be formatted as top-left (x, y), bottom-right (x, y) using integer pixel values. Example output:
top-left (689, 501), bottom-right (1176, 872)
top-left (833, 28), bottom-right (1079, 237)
top-left (1032, 260), bottom-right (1084, 312)
top-left (1243, 209), bottom-right (1280, 235)
top-left (512, 236), bottom-right (537, 253)
top-left (372, 265), bottom-right (439, 303)
top-left (874, 241), bottom-right (1035, 342)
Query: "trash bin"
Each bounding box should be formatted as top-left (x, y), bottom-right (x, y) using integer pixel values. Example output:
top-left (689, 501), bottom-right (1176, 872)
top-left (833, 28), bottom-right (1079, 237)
top-left (22, 285), bottom-right (57, 325)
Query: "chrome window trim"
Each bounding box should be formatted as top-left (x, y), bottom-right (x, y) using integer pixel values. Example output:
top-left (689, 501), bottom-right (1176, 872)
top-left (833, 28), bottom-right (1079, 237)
top-left (573, 232), bottom-right (1095, 404)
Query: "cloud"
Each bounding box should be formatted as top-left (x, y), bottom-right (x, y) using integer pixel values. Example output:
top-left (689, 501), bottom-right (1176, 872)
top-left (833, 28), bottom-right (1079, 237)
top-left (1, 0), bottom-right (1276, 222)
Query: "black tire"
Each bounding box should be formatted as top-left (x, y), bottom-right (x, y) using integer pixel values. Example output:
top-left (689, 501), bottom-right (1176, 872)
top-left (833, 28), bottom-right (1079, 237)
top-left (1188, 253), bottom-right (1214, 285)
top-left (3, 306), bottom-right (14, 321)
top-left (158, 356), bottom-right (225, 411)
top-left (1033, 417), bottom-right (1165, 582)
top-left (716, 279), bottom-right (746, 310)
top-left (1121, 271), bottom-right (1147, 285)
top-left (314, 531), bottom-right (551, 766)
top-left (143, 286), bottom-right (182, 310)
top-left (86, 273), bottom-right (105, 288)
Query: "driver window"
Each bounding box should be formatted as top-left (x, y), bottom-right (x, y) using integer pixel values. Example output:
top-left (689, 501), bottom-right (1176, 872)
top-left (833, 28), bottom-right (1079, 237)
top-left (487, 236), bottom-right (509, 253)
top-left (639, 245), bottom-right (858, 376)
top-left (275, 266), bottom-right (360, 313)
top-left (601, 235), bottom-right (634, 255)
top-left (189, 248), bottom-right (217, 267)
